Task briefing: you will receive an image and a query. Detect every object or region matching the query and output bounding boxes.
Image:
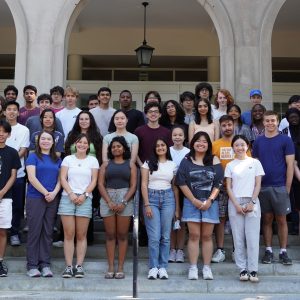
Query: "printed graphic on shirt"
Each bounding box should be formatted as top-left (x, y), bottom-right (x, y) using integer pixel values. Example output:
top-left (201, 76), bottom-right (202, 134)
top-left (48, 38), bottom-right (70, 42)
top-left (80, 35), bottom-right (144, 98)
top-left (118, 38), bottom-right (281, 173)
top-left (219, 147), bottom-right (234, 160)
top-left (190, 169), bottom-right (214, 192)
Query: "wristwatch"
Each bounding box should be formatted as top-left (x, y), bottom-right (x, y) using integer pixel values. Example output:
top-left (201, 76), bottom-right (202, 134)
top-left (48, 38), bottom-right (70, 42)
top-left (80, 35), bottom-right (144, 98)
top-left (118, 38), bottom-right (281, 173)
top-left (251, 199), bottom-right (256, 204)
top-left (84, 192), bottom-right (89, 198)
top-left (121, 199), bottom-right (128, 206)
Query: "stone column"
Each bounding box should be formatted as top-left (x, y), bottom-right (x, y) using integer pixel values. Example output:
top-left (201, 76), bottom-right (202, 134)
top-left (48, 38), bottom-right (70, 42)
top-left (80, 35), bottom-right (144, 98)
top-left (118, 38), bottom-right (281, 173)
top-left (67, 54), bottom-right (83, 80)
top-left (207, 56), bottom-right (220, 82)
top-left (5, 0), bottom-right (84, 100)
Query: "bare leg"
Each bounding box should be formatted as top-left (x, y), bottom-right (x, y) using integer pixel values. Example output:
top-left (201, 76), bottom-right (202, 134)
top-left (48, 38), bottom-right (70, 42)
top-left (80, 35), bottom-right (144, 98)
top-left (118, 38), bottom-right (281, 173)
top-left (75, 216), bottom-right (90, 266)
top-left (61, 216), bottom-right (75, 266)
top-left (116, 215), bottom-right (131, 273)
top-left (201, 223), bottom-right (215, 265)
top-left (176, 224), bottom-right (186, 250)
top-left (262, 213), bottom-right (274, 247)
top-left (187, 222), bottom-right (200, 265)
top-left (214, 217), bottom-right (226, 248)
top-left (275, 215), bottom-right (288, 249)
top-left (103, 215), bottom-right (117, 273)
top-left (0, 229), bottom-right (7, 258)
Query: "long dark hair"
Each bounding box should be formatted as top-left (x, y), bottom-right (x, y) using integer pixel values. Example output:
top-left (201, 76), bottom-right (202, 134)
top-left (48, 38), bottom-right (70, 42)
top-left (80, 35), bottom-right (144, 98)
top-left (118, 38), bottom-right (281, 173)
top-left (227, 104), bottom-right (242, 127)
top-left (35, 130), bottom-right (59, 162)
top-left (160, 100), bottom-right (185, 127)
top-left (107, 136), bottom-right (131, 160)
top-left (65, 111), bottom-right (102, 163)
top-left (194, 98), bottom-right (213, 125)
top-left (188, 131), bottom-right (214, 166)
top-left (40, 108), bottom-right (56, 131)
top-left (147, 138), bottom-right (172, 174)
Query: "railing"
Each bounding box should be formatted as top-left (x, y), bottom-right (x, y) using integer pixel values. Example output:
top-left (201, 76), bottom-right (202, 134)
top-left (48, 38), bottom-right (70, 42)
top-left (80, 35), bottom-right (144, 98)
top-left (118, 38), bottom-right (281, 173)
top-left (132, 170), bottom-right (141, 298)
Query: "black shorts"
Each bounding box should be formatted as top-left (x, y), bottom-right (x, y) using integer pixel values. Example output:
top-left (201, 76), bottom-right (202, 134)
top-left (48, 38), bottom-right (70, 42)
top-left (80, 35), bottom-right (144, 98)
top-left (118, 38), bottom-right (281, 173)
top-left (259, 186), bottom-right (291, 215)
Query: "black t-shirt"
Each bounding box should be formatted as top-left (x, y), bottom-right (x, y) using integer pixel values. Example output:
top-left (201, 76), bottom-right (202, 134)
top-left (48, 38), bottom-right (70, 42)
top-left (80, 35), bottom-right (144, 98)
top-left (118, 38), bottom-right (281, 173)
top-left (108, 109), bottom-right (145, 134)
top-left (175, 157), bottom-right (224, 200)
top-left (0, 145), bottom-right (21, 198)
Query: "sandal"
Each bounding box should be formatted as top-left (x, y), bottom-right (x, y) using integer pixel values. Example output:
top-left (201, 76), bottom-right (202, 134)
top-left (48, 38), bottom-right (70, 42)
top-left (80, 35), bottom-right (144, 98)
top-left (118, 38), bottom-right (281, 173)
top-left (104, 272), bottom-right (115, 279)
top-left (114, 272), bottom-right (125, 279)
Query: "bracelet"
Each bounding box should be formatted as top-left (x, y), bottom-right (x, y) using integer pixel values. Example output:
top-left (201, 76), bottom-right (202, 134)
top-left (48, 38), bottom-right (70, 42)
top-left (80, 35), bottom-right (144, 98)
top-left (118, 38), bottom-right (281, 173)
top-left (121, 199), bottom-right (128, 206)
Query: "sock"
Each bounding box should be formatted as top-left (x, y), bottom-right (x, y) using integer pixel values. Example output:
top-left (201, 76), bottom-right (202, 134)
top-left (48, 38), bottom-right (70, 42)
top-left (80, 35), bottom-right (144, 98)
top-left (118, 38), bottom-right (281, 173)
top-left (266, 247), bottom-right (272, 253)
top-left (280, 248), bottom-right (287, 254)
top-left (190, 264), bottom-right (197, 269)
top-left (203, 264), bottom-right (210, 269)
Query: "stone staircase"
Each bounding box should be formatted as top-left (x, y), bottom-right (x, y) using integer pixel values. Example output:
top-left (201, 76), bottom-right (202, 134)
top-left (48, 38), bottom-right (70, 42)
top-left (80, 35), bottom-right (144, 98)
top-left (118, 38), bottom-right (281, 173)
top-left (1, 220), bottom-right (300, 299)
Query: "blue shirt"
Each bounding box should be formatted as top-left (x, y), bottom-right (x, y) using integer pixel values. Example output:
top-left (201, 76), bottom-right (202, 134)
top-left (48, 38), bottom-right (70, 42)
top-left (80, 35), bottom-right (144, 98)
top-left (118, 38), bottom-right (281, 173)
top-left (241, 110), bottom-right (251, 126)
top-left (252, 134), bottom-right (294, 187)
top-left (26, 153), bottom-right (61, 198)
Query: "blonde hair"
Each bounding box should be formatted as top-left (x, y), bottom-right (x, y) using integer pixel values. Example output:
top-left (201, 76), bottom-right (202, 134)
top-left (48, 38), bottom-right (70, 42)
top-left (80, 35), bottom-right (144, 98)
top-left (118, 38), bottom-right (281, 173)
top-left (64, 86), bottom-right (79, 98)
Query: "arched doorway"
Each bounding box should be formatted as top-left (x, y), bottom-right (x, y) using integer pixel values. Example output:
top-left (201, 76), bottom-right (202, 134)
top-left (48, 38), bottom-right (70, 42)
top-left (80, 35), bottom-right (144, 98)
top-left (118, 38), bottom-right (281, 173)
top-left (64, 0), bottom-right (225, 109)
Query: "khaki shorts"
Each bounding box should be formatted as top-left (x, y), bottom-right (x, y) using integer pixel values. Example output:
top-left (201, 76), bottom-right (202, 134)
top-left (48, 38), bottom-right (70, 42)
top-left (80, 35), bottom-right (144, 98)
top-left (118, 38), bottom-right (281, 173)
top-left (0, 198), bottom-right (12, 229)
top-left (100, 188), bottom-right (133, 217)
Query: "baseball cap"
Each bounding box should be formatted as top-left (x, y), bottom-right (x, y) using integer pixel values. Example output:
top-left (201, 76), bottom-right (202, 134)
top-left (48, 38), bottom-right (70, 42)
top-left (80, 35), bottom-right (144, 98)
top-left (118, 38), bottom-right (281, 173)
top-left (249, 89), bottom-right (262, 98)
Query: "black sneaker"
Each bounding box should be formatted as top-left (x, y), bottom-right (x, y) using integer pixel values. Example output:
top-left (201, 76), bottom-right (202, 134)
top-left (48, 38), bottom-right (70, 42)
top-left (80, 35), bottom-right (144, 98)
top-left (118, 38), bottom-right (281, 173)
top-left (249, 271), bottom-right (259, 282)
top-left (239, 269), bottom-right (249, 281)
top-left (74, 265), bottom-right (84, 278)
top-left (262, 250), bottom-right (273, 264)
top-left (279, 252), bottom-right (293, 265)
top-left (0, 261), bottom-right (8, 277)
top-left (62, 266), bottom-right (73, 278)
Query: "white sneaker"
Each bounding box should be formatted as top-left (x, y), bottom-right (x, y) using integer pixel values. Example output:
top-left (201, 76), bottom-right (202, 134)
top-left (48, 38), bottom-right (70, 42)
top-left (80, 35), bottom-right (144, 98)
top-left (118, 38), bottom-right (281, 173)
top-left (202, 265), bottom-right (213, 280)
top-left (176, 249), bottom-right (185, 263)
top-left (168, 249), bottom-right (176, 262)
top-left (10, 235), bottom-right (21, 246)
top-left (211, 249), bottom-right (225, 263)
top-left (41, 267), bottom-right (53, 278)
top-left (53, 241), bottom-right (64, 248)
top-left (188, 267), bottom-right (198, 280)
top-left (27, 268), bottom-right (41, 278)
top-left (158, 268), bottom-right (168, 279)
top-left (148, 267), bottom-right (159, 280)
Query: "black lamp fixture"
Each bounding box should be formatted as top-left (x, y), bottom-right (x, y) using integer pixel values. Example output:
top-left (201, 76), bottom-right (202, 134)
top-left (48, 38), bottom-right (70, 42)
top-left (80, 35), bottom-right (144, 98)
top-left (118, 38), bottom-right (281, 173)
top-left (135, 1), bottom-right (155, 67)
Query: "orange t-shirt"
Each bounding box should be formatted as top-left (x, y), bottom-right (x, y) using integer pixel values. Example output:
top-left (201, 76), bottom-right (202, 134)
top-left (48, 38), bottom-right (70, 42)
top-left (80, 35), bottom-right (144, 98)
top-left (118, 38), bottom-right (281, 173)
top-left (212, 138), bottom-right (251, 170)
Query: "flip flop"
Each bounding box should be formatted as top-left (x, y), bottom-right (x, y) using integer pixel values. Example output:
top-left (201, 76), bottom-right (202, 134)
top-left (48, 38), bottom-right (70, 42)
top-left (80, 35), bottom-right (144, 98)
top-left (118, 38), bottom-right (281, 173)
top-left (104, 272), bottom-right (115, 279)
top-left (114, 272), bottom-right (125, 279)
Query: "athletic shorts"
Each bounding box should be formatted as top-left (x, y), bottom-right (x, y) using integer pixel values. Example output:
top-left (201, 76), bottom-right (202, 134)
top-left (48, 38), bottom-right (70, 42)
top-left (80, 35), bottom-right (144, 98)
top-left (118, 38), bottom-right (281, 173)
top-left (0, 198), bottom-right (12, 229)
top-left (259, 186), bottom-right (291, 215)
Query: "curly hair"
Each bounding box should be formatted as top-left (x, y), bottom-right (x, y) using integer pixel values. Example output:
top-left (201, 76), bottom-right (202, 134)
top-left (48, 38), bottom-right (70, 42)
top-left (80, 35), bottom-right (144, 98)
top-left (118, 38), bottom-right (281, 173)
top-left (160, 100), bottom-right (185, 128)
top-left (65, 111), bottom-right (102, 163)
top-left (107, 136), bottom-right (131, 160)
top-left (214, 89), bottom-right (234, 109)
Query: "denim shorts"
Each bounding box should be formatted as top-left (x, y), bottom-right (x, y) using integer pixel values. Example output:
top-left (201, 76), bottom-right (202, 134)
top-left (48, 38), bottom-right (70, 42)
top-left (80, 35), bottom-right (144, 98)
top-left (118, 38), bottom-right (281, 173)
top-left (181, 197), bottom-right (220, 224)
top-left (58, 195), bottom-right (92, 218)
top-left (100, 188), bottom-right (134, 217)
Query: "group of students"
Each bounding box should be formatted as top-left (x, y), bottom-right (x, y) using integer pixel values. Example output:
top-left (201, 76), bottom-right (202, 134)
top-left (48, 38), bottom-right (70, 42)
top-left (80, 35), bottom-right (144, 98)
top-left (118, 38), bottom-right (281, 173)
top-left (0, 82), bottom-right (299, 284)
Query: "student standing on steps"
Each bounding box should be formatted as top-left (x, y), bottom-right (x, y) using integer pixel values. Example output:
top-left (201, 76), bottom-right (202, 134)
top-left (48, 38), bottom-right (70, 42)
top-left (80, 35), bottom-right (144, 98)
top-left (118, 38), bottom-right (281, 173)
top-left (253, 111), bottom-right (295, 265)
top-left (225, 135), bottom-right (264, 282)
top-left (0, 120), bottom-right (21, 277)
top-left (25, 131), bottom-right (61, 278)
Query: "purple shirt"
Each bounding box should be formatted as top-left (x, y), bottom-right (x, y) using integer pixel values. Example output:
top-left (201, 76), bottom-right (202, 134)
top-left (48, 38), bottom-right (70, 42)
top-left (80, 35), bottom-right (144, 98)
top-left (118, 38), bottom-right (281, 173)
top-left (18, 107), bottom-right (40, 126)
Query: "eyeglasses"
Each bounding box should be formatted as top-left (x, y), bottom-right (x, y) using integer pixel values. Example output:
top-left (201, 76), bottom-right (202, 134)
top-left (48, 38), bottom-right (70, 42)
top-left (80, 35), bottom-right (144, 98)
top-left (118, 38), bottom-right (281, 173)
top-left (147, 110), bottom-right (160, 114)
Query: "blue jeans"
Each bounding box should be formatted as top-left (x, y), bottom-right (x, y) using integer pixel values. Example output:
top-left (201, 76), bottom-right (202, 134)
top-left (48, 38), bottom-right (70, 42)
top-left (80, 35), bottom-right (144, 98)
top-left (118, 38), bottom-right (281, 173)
top-left (143, 188), bottom-right (175, 269)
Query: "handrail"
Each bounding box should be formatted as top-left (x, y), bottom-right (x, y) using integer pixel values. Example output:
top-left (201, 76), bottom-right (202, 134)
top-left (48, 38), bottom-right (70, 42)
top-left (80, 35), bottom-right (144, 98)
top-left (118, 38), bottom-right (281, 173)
top-left (132, 169), bottom-right (141, 298)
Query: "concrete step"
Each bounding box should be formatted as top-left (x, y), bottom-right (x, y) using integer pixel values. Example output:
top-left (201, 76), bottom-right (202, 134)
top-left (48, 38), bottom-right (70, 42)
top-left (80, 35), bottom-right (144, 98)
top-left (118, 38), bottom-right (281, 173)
top-left (6, 243), bottom-right (300, 260)
top-left (0, 274), bottom-right (299, 295)
top-left (4, 257), bottom-right (300, 277)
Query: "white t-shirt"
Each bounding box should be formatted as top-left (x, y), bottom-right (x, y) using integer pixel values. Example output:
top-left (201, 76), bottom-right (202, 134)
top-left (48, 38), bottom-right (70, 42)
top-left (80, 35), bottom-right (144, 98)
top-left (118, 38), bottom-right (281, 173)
top-left (61, 154), bottom-right (99, 196)
top-left (212, 107), bottom-right (226, 121)
top-left (6, 123), bottom-right (30, 178)
top-left (170, 146), bottom-right (190, 173)
top-left (56, 107), bottom-right (81, 139)
top-left (90, 106), bottom-right (116, 136)
top-left (142, 160), bottom-right (176, 190)
top-left (279, 117), bottom-right (290, 136)
top-left (224, 156), bottom-right (265, 198)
